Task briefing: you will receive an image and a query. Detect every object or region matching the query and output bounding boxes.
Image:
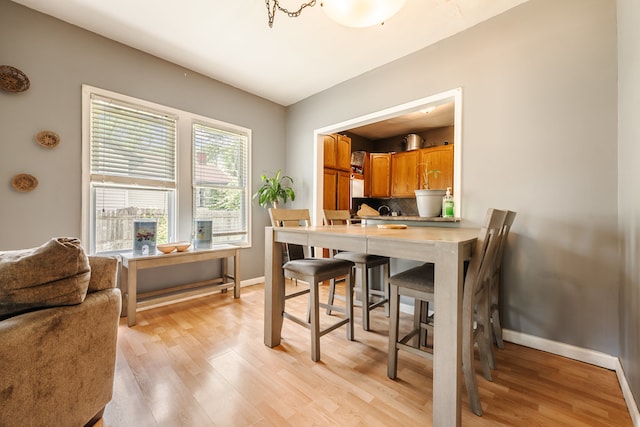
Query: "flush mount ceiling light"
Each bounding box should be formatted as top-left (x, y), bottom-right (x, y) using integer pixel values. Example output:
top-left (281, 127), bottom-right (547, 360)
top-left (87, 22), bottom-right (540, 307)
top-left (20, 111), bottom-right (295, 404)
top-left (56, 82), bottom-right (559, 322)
top-left (321, 0), bottom-right (406, 28)
top-left (265, 0), bottom-right (406, 28)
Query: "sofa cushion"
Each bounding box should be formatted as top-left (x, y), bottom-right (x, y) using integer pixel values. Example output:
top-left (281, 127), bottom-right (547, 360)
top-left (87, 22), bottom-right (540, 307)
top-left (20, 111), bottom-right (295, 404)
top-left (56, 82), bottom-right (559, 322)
top-left (0, 238), bottom-right (91, 320)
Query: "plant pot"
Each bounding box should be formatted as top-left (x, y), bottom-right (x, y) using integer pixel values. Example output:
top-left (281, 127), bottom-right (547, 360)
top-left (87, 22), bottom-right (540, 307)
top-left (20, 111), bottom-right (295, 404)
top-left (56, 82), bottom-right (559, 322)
top-left (415, 189), bottom-right (445, 217)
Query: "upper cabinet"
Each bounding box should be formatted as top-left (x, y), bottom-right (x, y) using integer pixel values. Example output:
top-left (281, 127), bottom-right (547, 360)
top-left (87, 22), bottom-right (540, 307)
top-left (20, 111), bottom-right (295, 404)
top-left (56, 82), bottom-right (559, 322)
top-left (323, 134), bottom-right (351, 171)
top-left (418, 144), bottom-right (454, 190)
top-left (369, 153), bottom-right (391, 197)
top-left (390, 150), bottom-right (419, 197)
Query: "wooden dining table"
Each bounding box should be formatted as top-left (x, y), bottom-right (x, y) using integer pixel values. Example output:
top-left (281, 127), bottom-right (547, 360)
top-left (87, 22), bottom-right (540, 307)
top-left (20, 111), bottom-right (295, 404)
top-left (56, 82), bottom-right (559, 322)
top-left (263, 223), bottom-right (479, 426)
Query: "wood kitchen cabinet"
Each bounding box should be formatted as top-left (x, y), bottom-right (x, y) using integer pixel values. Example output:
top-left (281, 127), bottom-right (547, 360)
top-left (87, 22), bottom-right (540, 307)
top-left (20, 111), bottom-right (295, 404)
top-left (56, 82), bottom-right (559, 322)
top-left (418, 144), bottom-right (454, 190)
top-left (323, 169), bottom-right (351, 210)
top-left (369, 153), bottom-right (391, 197)
top-left (323, 134), bottom-right (351, 171)
top-left (323, 133), bottom-right (352, 210)
top-left (390, 150), bottom-right (419, 197)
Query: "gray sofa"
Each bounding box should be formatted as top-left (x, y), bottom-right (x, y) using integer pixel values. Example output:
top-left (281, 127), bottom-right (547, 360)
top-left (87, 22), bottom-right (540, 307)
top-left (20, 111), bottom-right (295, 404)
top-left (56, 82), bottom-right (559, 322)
top-left (0, 239), bottom-right (121, 427)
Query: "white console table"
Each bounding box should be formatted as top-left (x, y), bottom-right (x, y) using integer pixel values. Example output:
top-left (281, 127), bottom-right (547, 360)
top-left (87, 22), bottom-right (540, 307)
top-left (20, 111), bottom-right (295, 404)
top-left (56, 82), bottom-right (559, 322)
top-left (120, 245), bottom-right (240, 326)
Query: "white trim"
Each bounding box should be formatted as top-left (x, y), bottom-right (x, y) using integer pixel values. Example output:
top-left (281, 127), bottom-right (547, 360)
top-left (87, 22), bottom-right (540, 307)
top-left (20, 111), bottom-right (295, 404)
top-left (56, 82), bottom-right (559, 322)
top-left (503, 329), bottom-right (639, 426)
top-left (312, 87), bottom-right (463, 226)
top-left (615, 358), bottom-right (640, 427)
top-left (137, 276), bottom-right (264, 312)
top-left (503, 329), bottom-right (617, 369)
top-left (81, 84), bottom-right (253, 254)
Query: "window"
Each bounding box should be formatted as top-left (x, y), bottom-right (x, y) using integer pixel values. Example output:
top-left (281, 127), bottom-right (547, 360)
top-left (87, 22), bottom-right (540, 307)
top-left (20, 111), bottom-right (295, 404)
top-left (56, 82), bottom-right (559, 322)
top-left (193, 123), bottom-right (249, 243)
top-left (82, 85), bottom-right (251, 254)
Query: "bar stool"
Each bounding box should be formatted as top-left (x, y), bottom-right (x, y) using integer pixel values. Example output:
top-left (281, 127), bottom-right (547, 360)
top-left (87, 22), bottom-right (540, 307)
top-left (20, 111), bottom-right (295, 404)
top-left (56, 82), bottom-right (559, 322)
top-left (269, 208), bottom-right (355, 362)
top-left (387, 208), bottom-right (507, 416)
top-left (322, 209), bottom-right (390, 331)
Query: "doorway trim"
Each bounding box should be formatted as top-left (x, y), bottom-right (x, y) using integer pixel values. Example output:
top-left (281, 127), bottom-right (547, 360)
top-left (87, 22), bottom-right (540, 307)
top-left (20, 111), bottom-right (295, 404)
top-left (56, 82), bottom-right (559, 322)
top-left (312, 87), bottom-right (462, 224)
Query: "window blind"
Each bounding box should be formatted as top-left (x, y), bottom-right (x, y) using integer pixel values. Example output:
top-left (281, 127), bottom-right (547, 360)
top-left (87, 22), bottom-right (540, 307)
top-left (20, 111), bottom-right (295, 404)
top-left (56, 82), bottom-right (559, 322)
top-left (90, 95), bottom-right (177, 188)
top-left (192, 122), bottom-right (249, 242)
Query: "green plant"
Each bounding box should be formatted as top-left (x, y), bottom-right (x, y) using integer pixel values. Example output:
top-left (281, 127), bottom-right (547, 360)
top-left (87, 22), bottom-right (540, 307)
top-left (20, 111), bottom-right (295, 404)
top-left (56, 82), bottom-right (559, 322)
top-left (419, 162), bottom-right (440, 189)
top-left (253, 169), bottom-right (296, 208)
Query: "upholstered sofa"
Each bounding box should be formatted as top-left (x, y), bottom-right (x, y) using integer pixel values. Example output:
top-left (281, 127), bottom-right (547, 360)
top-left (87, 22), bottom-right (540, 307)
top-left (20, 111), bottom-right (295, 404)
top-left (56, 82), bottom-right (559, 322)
top-left (0, 238), bottom-right (121, 427)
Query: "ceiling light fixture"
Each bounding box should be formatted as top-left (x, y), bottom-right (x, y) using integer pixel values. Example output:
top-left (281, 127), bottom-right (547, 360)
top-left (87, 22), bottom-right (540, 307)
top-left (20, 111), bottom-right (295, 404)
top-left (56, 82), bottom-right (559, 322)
top-left (265, 0), bottom-right (406, 28)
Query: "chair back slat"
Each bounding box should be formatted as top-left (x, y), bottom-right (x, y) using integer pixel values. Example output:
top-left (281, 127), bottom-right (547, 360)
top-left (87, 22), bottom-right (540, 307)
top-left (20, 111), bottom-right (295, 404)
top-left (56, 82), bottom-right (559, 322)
top-left (268, 208), bottom-right (311, 260)
top-left (463, 209), bottom-right (507, 302)
top-left (269, 208), bottom-right (310, 228)
top-left (322, 209), bottom-right (352, 225)
top-left (495, 210), bottom-right (517, 272)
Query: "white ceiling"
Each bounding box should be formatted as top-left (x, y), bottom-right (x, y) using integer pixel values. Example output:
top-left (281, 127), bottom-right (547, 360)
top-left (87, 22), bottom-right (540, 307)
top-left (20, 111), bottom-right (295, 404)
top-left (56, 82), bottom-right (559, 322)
top-left (11, 0), bottom-right (528, 107)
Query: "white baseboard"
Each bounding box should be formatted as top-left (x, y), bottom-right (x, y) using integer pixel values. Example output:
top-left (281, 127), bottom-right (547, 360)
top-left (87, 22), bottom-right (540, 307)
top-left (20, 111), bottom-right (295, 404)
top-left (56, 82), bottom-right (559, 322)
top-left (614, 358), bottom-right (640, 427)
top-left (502, 329), bottom-right (617, 369)
top-left (242, 276), bottom-right (264, 287)
top-left (138, 276), bottom-right (264, 312)
top-left (503, 329), bottom-right (639, 426)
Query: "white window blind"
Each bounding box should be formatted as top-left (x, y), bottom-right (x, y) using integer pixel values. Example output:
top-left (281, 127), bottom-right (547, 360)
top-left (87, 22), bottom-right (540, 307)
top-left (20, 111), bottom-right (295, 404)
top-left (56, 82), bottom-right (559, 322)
top-left (193, 122), bottom-right (249, 243)
top-left (90, 94), bottom-right (177, 188)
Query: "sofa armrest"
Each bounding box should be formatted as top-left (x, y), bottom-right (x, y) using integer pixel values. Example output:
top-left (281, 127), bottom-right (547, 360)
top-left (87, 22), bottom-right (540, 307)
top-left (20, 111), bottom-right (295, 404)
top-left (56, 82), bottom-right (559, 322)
top-left (0, 287), bottom-right (121, 426)
top-left (88, 256), bottom-right (119, 293)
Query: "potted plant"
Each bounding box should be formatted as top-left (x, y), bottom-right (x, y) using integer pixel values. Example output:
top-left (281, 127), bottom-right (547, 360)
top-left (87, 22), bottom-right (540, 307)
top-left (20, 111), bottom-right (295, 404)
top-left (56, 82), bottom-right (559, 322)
top-left (253, 169), bottom-right (296, 208)
top-left (415, 162), bottom-right (445, 217)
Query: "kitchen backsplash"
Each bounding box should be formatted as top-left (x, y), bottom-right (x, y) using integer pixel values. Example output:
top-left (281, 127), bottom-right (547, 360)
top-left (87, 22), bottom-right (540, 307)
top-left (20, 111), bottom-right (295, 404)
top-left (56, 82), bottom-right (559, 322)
top-left (352, 197), bottom-right (419, 217)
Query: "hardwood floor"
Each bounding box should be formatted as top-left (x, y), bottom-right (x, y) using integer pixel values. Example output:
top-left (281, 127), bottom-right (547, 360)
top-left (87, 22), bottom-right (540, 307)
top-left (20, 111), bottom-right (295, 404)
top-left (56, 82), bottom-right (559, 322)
top-left (99, 281), bottom-right (631, 426)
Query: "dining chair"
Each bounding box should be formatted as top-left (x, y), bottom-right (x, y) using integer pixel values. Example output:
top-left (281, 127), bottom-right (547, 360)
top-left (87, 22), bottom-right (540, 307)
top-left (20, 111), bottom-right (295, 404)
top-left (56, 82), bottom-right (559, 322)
top-left (387, 208), bottom-right (507, 416)
top-left (268, 208), bottom-right (355, 362)
top-left (322, 209), bottom-right (390, 331)
top-left (487, 210), bottom-right (517, 366)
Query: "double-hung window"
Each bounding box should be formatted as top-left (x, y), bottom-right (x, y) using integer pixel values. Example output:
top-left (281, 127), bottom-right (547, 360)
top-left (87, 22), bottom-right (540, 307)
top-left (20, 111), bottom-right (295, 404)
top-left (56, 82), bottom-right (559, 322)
top-left (193, 122), bottom-right (249, 243)
top-left (84, 91), bottom-right (177, 254)
top-left (82, 85), bottom-right (251, 255)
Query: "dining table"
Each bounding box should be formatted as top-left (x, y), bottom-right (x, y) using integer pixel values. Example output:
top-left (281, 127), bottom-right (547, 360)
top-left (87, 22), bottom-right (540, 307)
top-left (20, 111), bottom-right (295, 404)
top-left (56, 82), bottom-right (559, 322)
top-left (263, 223), bottom-right (479, 426)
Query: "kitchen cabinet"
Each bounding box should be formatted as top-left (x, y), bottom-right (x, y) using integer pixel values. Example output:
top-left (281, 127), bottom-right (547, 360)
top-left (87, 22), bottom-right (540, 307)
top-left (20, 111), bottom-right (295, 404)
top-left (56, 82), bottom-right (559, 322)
top-left (323, 134), bottom-right (351, 171)
top-left (369, 153), bottom-right (391, 197)
top-left (391, 150), bottom-right (419, 197)
top-left (418, 144), bottom-right (454, 190)
top-left (323, 134), bottom-right (352, 210)
top-left (323, 169), bottom-right (350, 210)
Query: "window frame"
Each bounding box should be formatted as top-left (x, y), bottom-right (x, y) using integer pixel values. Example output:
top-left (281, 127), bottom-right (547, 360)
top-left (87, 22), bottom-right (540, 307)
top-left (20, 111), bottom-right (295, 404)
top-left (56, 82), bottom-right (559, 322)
top-left (192, 120), bottom-right (250, 244)
top-left (82, 85), bottom-right (252, 255)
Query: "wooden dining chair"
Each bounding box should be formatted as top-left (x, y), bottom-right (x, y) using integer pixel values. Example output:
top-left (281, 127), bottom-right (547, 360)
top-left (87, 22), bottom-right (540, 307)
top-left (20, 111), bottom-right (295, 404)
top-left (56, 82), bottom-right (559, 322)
top-left (322, 209), bottom-right (390, 331)
top-left (387, 208), bottom-right (507, 416)
top-left (487, 210), bottom-right (517, 367)
top-left (268, 208), bottom-right (355, 362)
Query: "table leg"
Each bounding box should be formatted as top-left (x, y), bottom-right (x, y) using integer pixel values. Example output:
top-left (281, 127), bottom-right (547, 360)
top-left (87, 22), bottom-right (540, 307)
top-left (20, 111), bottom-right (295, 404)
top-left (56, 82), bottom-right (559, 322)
top-left (264, 227), bottom-right (284, 347)
top-left (432, 247), bottom-right (464, 426)
top-left (127, 262), bottom-right (138, 327)
top-left (233, 249), bottom-right (241, 298)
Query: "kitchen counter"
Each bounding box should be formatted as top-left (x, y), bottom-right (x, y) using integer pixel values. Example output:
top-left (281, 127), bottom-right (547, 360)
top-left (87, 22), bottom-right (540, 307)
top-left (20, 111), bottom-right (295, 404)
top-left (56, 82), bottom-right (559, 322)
top-left (356, 215), bottom-right (461, 223)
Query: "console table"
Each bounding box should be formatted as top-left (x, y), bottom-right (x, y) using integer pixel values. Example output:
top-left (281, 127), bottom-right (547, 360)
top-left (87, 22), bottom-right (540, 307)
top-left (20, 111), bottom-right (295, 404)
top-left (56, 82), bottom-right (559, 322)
top-left (121, 245), bottom-right (240, 326)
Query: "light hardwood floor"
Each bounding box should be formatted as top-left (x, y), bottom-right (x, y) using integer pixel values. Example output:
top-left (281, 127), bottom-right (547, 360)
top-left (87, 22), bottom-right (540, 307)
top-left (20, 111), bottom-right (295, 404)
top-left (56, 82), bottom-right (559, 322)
top-left (99, 281), bottom-right (631, 426)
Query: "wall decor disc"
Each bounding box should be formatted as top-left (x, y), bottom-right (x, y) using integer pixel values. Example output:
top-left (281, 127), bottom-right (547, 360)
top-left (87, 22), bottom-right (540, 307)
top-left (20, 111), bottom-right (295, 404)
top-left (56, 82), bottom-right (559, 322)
top-left (11, 173), bottom-right (38, 192)
top-left (35, 130), bottom-right (60, 148)
top-left (0, 65), bottom-right (30, 93)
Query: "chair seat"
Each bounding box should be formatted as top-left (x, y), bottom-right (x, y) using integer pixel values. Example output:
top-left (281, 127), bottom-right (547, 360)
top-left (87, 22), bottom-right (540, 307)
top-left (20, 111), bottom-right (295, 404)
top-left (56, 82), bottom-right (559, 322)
top-left (334, 252), bottom-right (389, 266)
top-left (283, 258), bottom-right (353, 277)
top-left (388, 263), bottom-right (435, 293)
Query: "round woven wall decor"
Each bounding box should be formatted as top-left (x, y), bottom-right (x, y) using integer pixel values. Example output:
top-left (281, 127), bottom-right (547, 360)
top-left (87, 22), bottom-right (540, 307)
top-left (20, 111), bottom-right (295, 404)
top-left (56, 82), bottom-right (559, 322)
top-left (35, 130), bottom-right (60, 148)
top-left (11, 173), bottom-right (38, 192)
top-left (0, 65), bottom-right (30, 93)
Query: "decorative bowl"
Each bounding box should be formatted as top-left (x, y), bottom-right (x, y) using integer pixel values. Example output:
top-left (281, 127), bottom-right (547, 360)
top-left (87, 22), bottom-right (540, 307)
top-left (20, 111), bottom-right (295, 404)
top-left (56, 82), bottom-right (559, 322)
top-left (175, 241), bottom-right (191, 252)
top-left (157, 244), bottom-right (176, 254)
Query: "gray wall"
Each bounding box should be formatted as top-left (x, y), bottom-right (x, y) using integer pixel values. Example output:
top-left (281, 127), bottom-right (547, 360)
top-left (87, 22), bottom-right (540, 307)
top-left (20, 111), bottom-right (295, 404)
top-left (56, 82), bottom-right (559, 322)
top-left (0, 0), bottom-right (286, 281)
top-left (618, 0), bottom-right (640, 409)
top-left (286, 0), bottom-right (620, 355)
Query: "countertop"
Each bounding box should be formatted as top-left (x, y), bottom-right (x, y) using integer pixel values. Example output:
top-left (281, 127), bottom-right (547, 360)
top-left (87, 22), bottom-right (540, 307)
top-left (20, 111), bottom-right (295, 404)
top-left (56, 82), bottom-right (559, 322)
top-left (355, 215), bottom-right (460, 223)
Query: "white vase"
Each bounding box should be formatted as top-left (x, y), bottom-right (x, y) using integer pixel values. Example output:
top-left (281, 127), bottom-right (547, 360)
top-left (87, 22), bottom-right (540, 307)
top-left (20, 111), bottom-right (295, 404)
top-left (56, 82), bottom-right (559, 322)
top-left (415, 189), bottom-right (445, 217)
